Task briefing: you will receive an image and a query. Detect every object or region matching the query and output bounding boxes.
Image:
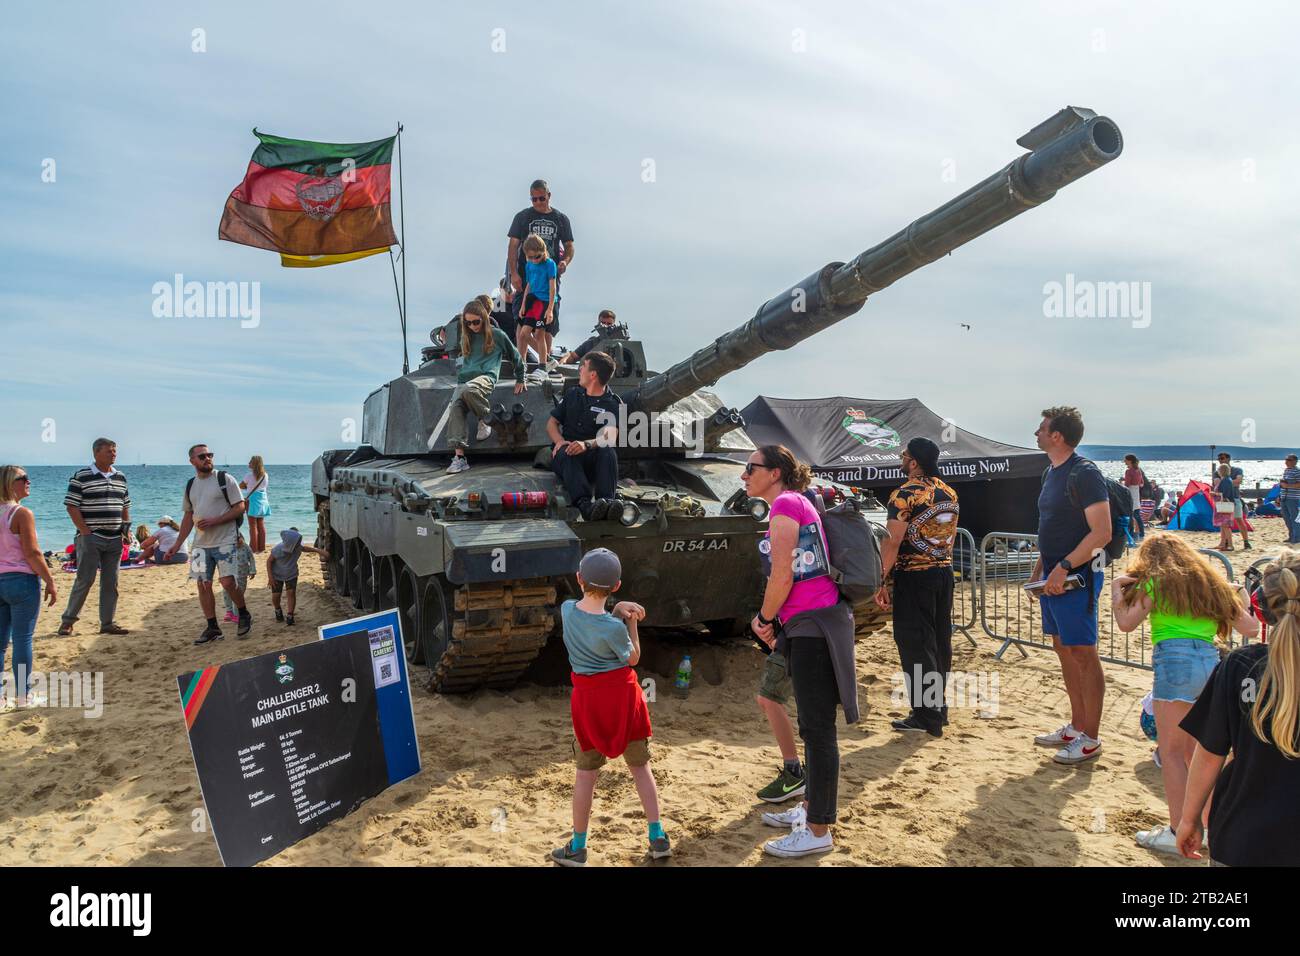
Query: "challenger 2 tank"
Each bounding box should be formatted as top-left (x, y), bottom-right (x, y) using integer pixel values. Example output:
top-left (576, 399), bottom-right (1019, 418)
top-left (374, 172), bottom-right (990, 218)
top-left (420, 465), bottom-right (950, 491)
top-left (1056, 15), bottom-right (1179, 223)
top-left (312, 106), bottom-right (1123, 693)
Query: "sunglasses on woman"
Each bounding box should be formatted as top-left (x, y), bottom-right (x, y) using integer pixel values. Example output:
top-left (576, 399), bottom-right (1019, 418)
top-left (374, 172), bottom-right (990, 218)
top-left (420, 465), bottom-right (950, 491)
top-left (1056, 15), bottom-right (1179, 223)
top-left (743, 462), bottom-right (770, 476)
top-left (466, 318), bottom-right (482, 326)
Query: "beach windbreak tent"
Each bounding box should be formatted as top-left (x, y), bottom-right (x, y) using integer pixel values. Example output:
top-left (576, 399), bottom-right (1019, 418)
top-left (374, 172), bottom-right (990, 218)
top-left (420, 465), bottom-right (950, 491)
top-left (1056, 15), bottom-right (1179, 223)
top-left (1168, 479), bottom-right (1255, 532)
top-left (1168, 480), bottom-right (1216, 531)
top-left (738, 396), bottom-right (1049, 539)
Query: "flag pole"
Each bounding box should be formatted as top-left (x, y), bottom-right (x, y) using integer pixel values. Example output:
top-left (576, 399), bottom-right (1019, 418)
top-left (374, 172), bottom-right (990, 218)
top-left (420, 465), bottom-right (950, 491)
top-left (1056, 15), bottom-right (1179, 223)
top-left (397, 122), bottom-right (409, 374)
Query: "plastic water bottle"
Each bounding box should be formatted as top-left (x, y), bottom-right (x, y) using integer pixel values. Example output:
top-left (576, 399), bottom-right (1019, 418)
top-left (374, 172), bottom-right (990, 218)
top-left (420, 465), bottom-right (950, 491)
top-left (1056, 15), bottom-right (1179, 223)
top-left (674, 655), bottom-right (693, 698)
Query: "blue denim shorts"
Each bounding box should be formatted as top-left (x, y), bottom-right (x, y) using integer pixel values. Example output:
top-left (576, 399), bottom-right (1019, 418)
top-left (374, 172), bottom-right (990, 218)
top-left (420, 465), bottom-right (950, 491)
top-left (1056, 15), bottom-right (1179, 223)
top-left (1152, 638), bottom-right (1220, 703)
top-left (1040, 571), bottom-right (1105, 647)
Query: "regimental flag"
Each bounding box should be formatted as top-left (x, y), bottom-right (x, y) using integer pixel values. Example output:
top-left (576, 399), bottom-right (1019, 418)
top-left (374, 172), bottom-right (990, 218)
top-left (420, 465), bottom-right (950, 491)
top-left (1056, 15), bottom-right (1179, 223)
top-left (219, 130), bottom-right (397, 265)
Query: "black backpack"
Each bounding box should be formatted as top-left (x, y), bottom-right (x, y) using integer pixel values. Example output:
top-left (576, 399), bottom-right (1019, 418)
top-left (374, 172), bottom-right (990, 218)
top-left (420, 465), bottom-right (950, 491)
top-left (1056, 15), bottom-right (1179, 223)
top-left (1042, 459), bottom-right (1132, 566)
top-left (185, 470), bottom-right (245, 530)
top-left (805, 494), bottom-right (885, 601)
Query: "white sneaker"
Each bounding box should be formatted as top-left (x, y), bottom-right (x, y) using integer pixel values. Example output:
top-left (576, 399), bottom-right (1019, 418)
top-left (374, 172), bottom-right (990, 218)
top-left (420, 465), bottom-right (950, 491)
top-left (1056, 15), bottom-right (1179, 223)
top-left (22, 693), bottom-right (48, 709)
top-left (1135, 825), bottom-right (1180, 856)
top-left (476, 421), bottom-right (493, 441)
top-left (526, 369), bottom-right (547, 383)
top-left (762, 804), bottom-right (808, 829)
top-left (1053, 734), bottom-right (1102, 765)
top-left (545, 358), bottom-right (559, 372)
top-left (445, 456), bottom-right (470, 474)
top-left (1034, 722), bottom-right (1079, 747)
top-left (763, 826), bottom-right (833, 858)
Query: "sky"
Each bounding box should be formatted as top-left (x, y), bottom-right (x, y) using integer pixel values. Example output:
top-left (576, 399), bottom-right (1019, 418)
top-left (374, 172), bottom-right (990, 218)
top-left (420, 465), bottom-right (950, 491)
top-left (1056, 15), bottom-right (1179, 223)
top-left (2, 0), bottom-right (1297, 465)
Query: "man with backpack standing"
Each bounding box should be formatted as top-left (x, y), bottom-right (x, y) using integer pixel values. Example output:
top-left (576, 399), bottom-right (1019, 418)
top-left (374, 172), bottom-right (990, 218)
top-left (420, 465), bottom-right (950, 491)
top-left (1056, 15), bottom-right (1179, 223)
top-left (1031, 407), bottom-right (1114, 765)
top-left (163, 444), bottom-right (250, 643)
top-left (875, 437), bottom-right (960, 738)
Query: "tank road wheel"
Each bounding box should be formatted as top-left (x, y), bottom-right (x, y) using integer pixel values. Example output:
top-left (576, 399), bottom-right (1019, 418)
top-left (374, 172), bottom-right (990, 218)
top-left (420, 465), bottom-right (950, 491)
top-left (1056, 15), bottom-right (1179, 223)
top-left (352, 541), bottom-right (373, 610)
top-left (397, 565), bottom-right (423, 665)
top-left (333, 537), bottom-right (351, 598)
top-left (418, 578), bottom-right (455, 679)
top-left (375, 556), bottom-right (400, 614)
top-left (344, 540), bottom-right (363, 600)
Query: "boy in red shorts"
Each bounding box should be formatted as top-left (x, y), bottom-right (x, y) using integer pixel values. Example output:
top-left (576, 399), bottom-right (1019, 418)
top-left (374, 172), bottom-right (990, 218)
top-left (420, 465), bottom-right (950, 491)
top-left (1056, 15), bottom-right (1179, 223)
top-left (551, 548), bottom-right (671, 866)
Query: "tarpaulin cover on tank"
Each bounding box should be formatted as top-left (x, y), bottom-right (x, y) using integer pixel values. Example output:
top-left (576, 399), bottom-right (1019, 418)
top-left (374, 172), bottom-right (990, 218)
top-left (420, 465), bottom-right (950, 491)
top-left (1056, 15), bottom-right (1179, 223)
top-left (739, 396), bottom-right (1047, 486)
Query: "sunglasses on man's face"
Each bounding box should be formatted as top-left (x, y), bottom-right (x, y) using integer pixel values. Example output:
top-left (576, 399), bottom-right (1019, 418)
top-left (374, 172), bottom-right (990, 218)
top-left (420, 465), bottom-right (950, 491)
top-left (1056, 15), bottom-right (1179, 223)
top-left (196, 453), bottom-right (214, 461)
top-left (530, 195), bottom-right (547, 203)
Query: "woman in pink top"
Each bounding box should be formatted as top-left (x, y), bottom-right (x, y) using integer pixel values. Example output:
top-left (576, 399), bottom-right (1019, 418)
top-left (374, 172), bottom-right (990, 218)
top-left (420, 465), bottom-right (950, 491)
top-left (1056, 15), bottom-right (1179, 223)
top-left (742, 444), bottom-right (842, 860)
top-left (0, 465), bottom-right (58, 709)
top-left (1123, 454), bottom-right (1146, 538)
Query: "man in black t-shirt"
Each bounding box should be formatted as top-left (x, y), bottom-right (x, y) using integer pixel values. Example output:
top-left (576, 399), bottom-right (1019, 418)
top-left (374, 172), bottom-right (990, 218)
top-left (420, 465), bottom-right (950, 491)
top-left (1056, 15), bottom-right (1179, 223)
top-left (507, 179), bottom-right (574, 366)
top-left (547, 352), bottom-right (621, 520)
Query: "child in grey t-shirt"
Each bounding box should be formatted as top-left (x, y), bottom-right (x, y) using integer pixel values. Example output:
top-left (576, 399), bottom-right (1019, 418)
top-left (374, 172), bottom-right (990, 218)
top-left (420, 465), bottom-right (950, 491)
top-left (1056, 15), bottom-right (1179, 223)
top-left (265, 528), bottom-right (328, 625)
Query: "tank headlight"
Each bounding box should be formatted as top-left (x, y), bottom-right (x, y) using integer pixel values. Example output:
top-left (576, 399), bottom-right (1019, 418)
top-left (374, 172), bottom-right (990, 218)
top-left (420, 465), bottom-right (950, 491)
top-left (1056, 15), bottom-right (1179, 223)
top-left (618, 501), bottom-right (642, 527)
top-left (747, 497), bottom-right (770, 522)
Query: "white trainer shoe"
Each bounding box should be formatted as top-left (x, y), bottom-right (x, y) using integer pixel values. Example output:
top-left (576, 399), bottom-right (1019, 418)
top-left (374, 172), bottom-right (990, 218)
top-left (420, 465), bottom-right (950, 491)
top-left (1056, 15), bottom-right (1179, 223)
top-left (1135, 825), bottom-right (1180, 855)
top-left (1034, 722), bottom-right (1080, 747)
top-left (446, 456), bottom-right (470, 474)
top-left (476, 421), bottom-right (493, 441)
top-left (1053, 734), bottom-right (1102, 764)
top-left (763, 826), bottom-right (833, 858)
top-left (762, 804), bottom-right (808, 829)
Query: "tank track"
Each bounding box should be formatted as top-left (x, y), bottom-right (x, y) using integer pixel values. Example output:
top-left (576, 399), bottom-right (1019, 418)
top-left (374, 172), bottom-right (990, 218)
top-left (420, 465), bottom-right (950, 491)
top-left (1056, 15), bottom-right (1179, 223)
top-left (315, 503), bottom-right (334, 590)
top-left (431, 580), bottom-right (558, 693)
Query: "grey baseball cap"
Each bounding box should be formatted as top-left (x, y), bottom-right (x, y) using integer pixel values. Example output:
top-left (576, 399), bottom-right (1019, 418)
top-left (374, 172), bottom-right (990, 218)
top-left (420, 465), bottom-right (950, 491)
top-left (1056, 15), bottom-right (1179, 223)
top-left (578, 547), bottom-right (621, 589)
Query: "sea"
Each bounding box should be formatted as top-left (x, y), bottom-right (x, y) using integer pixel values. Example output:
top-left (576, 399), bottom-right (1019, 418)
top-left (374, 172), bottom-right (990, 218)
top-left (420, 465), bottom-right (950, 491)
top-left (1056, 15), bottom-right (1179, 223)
top-left (21, 465), bottom-right (318, 552)
top-left (1093, 459), bottom-right (1285, 496)
top-left (19, 458), bottom-right (1287, 551)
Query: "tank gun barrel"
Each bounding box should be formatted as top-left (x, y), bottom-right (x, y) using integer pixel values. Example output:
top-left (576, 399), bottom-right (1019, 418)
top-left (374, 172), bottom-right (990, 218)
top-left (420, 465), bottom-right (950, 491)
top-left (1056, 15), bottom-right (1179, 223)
top-left (630, 107), bottom-right (1122, 414)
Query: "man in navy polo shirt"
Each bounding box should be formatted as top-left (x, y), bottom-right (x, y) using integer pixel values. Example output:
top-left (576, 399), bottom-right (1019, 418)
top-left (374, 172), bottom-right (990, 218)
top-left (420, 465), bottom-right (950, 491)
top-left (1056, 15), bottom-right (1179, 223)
top-left (546, 352), bottom-right (621, 520)
top-left (1030, 407), bottom-right (1113, 765)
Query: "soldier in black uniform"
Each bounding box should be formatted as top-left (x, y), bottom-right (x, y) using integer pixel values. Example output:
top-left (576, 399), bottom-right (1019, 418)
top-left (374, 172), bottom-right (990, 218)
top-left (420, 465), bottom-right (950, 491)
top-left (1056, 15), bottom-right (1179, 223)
top-left (546, 352), bottom-right (621, 520)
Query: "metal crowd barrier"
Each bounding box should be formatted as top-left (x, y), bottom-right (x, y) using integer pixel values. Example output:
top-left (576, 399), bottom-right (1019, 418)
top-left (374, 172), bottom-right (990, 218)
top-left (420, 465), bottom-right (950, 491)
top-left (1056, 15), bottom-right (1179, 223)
top-left (977, 534), bottom-right (1236, 671)
top-left (950, 526), bottom-right (979, 646)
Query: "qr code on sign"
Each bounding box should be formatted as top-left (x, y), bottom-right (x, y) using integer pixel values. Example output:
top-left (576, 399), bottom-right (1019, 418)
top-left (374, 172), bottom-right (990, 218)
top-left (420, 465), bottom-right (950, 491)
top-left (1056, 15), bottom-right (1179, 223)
top-left (380, 663), bottom-right (392, 681)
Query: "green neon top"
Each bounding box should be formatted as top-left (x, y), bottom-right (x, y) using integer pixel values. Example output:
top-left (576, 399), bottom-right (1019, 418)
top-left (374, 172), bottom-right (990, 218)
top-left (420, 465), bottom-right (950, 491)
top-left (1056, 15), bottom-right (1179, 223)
top-left (1142, 580), bottom-right (1219, 645)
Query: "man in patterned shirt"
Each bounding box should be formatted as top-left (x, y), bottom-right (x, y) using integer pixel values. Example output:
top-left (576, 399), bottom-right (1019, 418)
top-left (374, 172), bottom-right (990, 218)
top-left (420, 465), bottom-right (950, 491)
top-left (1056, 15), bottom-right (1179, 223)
top-left (58, 437), bottom-right (132, 636)
top-left (875, 437), bottom-right (959, 737)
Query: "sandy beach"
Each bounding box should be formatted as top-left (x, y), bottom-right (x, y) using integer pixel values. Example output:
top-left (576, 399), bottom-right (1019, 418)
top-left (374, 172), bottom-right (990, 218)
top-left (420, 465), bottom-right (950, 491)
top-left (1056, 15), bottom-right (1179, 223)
top-left (3, 518), bottom-right (1293, 867)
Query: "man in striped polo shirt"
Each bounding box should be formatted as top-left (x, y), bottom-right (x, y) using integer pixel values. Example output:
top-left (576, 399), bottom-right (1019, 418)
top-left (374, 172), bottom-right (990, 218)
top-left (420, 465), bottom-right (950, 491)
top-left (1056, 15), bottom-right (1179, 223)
top-left (1281, 453), bottom-right (1300, 545)
top-left (58, 438), bottom-right (132, 636)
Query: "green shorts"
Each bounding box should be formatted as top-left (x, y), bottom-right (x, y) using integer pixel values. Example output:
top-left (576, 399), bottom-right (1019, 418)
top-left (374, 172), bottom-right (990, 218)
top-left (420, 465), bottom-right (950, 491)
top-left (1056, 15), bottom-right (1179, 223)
top-left (757, 651), bottom-right (792, 705)
top-left (573, 737), bottom-right (650, 770)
